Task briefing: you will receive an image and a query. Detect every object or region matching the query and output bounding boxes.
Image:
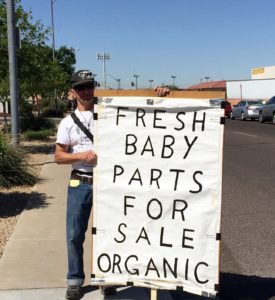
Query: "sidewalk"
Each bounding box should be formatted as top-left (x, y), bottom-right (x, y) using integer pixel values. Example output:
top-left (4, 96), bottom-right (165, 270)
top-left (0, 153), bottom-right (176, 300)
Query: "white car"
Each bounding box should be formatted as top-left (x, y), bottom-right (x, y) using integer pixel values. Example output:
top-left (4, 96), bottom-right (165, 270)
top-left (230, 100), bottom-right (266, 120)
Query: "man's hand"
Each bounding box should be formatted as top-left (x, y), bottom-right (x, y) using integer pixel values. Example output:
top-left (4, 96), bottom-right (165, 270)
top-left (154, 86), bottom-right (170, 97)
top-left (55, 144), bottom-right (97, 166)
top-left (81, 150), bottom-right (97, 165)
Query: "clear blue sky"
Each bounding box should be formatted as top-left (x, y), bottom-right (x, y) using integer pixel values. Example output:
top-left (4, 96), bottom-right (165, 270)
top-left (20, 0), bottom-right (275, 89)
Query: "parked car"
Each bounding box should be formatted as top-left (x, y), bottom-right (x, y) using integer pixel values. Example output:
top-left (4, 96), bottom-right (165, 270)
top-left (209, 98), bottom-right (232, 118)
top-left (230, 99), bottom-right (265, 120)
top-left (258, 96), bottom-right (275, 124)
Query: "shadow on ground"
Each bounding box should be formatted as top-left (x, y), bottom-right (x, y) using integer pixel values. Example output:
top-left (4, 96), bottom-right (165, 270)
top-left (0, 191), bottom-right (50, 218)
top-left (22, 142), bottom-right (56, 155)
top-left (170, 273), bottom-right (275, 300)
top-left (219, 273), bottom-right (275, 300)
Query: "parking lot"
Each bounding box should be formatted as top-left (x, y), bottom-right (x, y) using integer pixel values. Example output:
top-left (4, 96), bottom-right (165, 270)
top-left (221, 119), bottom-right (274, 299)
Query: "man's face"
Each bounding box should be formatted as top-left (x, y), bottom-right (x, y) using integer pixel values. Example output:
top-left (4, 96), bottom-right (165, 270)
top-left (72, 83), bottom-right (95, 103)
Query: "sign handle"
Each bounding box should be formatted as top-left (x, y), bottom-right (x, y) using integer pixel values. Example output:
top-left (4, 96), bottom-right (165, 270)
top-left (151, 288), bottom-right (157, 300)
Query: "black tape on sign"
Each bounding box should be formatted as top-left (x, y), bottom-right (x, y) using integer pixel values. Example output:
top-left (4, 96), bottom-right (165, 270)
top-left (94, 113), bottom-right (98, 121)
top-left (93, 97), bottom-right (98, 104)
top-left (91, 274), bottom-right (95, 278)
top-left (92, 227), bottom-right (97, 235)
top-left (220, 117), bottom-right (226, 124)
top-left (216, 233), bottom-right (221, 240)
top-left (127, 281), bottom-right (134, 286)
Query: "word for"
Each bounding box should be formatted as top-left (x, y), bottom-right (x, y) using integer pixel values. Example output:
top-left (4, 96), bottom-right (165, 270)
top-left (123, 196), bottom-right (188, 220)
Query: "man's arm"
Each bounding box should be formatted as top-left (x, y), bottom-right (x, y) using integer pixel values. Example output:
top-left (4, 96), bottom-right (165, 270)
top-left (55, 143), bottom-right (97, 165)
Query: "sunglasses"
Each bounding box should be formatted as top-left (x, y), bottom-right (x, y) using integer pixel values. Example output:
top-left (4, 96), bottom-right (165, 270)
top-left (74, 83), bottom-right (95, 91)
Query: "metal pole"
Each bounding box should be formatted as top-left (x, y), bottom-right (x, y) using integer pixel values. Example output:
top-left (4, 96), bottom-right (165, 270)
top-left (171, 75), bottom-right (176, 86)
top-left (6, 0), bottom-right (19, 146)
top-left (116, 79), bottom-right (121, 90)
top-left (133, 75), bottom-right (139, 90)
top-left (103, 54), bottom-right (107, 90)
top-left (97, 53), bottom-right (110, 90)
top-left (240, 84), bottom-right (242, 100)
top-left (51, 0), bottom-right (55, 61)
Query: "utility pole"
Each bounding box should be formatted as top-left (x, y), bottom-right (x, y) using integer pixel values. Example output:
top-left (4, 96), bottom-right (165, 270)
top-left (116, 78), bottom-right (121, 90)
top-left (149, 79), bottom-right (154, 89)
top-left (107, 73), bottom-right (121, 90)
top-left (51, 0), bottom-right (56, 61)
top-left (97, 52), bottom-right (110, 90)
top-left (6, 0), bottom-right (19, 146)
top-left (171, 75), bottom-right (176, 86)
top-left (133, 74), bottom-right (139, 90)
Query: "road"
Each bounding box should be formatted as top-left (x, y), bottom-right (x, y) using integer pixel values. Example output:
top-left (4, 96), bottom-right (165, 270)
top-left (171, 119), bottom-right (275, 300)
top-left (221, 119), bottom-right (275, 277)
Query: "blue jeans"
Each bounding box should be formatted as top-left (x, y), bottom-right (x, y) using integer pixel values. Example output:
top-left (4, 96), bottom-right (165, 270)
top-left (66, 181), bottom-right (92, 286)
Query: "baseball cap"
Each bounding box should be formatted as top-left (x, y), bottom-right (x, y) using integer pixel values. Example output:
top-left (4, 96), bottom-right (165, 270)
top-left (70, 70), bottom-right (96, 88)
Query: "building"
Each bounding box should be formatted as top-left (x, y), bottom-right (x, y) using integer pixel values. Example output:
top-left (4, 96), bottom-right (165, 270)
top-left (185, 80), bottom-right (226, 92)
top-left (251, 65), bottom-right (275, 80)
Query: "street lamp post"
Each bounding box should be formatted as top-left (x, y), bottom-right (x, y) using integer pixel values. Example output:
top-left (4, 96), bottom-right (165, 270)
top-left (106, 73), bottom-right (120, 90)
top-left (116, 78), bottom-right (121, 90)
top-left (240, 84), bottom-right (243, 100)
top-left (50, 0), bottom-right (56, 61)
top-left (133, 74), bottom-right (139, 90)
top-left (97, 52), bottom-right (110, 90)
top-left (171, 75), bottom-right (176, 86)
top-left (149, 79), bottom-right (154, 89)
top-left (6, 0), bottom-right (19, 146)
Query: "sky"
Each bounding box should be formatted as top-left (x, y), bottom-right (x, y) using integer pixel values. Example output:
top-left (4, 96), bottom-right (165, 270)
top-left (20, 0), bottom-right (275, 89)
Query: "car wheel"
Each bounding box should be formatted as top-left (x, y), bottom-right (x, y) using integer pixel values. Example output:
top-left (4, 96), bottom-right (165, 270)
top-left (241, 112), bottom-right (246, 121)
top-left (259, 112), bottom-right (265, 123)
top-left (230, 111), bottom-right (235, 120)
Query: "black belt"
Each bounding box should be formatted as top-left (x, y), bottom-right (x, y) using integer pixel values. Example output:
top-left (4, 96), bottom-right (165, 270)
top-left (71, 170), bottom-right (93, 185)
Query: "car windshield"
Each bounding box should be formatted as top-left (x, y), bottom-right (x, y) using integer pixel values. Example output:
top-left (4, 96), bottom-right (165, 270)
top-left (209, 99), bottom-right (224, 106)
top-left (248, 101), bottom-right (263, 106)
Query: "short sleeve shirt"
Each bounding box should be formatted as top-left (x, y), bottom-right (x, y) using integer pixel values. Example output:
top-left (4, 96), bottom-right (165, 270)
top-left (56, 108), bottom-right (94, 172)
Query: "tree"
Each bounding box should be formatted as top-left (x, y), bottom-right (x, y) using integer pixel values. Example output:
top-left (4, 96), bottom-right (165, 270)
top-left (0, 0), bottom-right (76, 118)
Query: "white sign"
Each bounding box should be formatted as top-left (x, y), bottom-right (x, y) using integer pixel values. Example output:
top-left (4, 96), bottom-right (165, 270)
top-left (91, 97), bottom-right (224, 297)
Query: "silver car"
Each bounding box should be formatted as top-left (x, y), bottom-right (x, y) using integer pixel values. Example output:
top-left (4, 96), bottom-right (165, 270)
top-left (230, 100), bottom-right (265, 120)
top-left (258, 96), bottom-right (275, 124)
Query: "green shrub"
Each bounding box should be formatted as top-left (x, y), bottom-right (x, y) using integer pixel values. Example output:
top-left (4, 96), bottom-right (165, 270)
top-left (21, 116), bottom-right (56, 132)
top-left (40, 98), bottom-right (66, 118)
top-left (40, 108), bottom-right (64, 118)
top-left (20, 99), bottom-right (33, 119)
top-left (0, 134), bottom-right (9, 156)
top-left (23, 129), bottom-right (55, 141)
top-left (0, 134), bottom-right (36, 188)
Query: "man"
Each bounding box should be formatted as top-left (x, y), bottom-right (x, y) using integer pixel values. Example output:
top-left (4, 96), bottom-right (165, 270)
top-left (55, 69), bottom-right (169, 300)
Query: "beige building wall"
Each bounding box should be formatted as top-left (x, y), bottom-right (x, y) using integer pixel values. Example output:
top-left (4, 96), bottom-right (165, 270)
top-left (251, 66), bottom-right (275, 79)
